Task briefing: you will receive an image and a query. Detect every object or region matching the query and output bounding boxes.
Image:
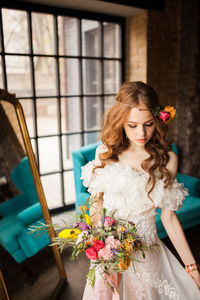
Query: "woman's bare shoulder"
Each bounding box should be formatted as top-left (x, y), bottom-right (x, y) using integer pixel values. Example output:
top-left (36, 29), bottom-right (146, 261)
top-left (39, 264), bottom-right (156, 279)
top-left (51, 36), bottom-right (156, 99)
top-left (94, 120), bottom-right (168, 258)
top-left (94, 144), bottom-right (108, 166)
top-left (166, 151), bottom-right (178, 179)
top-left (96, 144), bottom-right (108, 153)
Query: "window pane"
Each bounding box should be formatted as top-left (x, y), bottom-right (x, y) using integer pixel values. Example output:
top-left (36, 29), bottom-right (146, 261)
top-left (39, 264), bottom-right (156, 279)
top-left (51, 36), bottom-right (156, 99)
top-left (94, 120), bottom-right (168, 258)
top-left (41, 174), bottom-right (62, 209)
top-left (5, 55), bottom-right (32, 97)
top-left (32, 12), bottom-right (55, 55)
top-left (104, 95), bottom-right (116, 111)
top-left (58, 17), bottom-right (79, 56)
top-left (31, 139), bottom-right (36, 157)
top-left (64, 171), bottom-right (76, 205)
top-left (20, 99), bottom-right (35, 138)
top-left (82, 20), bottom-right (101, 57)
top-left (38, 137), bottom-right (60, 173)
top-left (83, 97), bottom-right (102, 130)
top-left (0, 57), bottom-right (3, 89)
top-left (34, 57), bottom-right (57, 96)
top-left (103, 23), bottom-right (121, 58)
top-left (2, 9), bottom-right (29, 54)
top-left (82, 59), bottom-right (102, 94)
top-left (36, 98), bottom-right (58, 136)
top-left (62, 134), bottom-right (82, 169)
top-left (84, 132), bottom-right (99, 145)
top-left (104, 60), bottom-right (121, 94)
top-left (61, 97), bottom-right (81, 133)
top-left (60, 58), bottom-right (80, 95)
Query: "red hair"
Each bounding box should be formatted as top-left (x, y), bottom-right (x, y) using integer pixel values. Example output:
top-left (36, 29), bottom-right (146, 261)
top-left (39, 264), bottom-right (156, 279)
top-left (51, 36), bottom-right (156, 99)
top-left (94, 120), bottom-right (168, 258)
top-left (94, 81), bottom-right (173, 201)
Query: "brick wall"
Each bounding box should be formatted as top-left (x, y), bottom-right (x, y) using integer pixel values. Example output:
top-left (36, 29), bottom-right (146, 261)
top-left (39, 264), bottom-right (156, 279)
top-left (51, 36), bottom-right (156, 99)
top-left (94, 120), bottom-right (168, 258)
top-left (125, 0), bottom-right (200, 177)
top-left (125, 10), bottom-right (147, 82)
top-left (147, 0), bottom-right (180, 152)
top-left (175, 0), bottom-right (200, 176)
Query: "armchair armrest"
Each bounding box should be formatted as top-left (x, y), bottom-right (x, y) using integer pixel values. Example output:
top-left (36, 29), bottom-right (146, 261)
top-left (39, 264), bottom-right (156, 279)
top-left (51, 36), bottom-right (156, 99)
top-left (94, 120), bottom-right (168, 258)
top-left (0, 194), bottom-right (26, 217)
top-left (72, 151), bottom-right (87, 194)
top-left (17, 202), bottom-right (43, 226)
top-left (176, 173), bottom-right (200, 197)
top-left (76, 192), bottom-right (91, 214)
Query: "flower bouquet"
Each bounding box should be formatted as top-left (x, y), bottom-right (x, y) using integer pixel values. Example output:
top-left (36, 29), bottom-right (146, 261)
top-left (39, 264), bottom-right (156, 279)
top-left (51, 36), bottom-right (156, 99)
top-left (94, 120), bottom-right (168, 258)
top-left (29, 196), bottom-right (159, 294)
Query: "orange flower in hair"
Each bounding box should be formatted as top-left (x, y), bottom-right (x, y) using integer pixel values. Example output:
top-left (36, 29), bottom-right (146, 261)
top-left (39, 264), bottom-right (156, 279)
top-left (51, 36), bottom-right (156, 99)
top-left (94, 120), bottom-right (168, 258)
top-left (162, 106), bottom-right (176, 124)
top-left (151, 105), bottom-right (176, 124)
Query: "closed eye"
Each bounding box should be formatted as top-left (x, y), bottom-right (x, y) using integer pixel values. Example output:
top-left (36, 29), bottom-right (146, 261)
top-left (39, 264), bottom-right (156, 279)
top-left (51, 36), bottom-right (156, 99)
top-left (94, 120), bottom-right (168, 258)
top-left (145, 122), bottom-right (154, 127)
top-left (128, 122), bottom-right (154, 128)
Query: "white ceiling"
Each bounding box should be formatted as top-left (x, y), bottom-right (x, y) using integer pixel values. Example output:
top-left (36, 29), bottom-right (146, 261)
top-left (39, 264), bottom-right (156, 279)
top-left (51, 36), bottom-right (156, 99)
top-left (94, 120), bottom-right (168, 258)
top-left (17, 0), bottom-right (143, 17)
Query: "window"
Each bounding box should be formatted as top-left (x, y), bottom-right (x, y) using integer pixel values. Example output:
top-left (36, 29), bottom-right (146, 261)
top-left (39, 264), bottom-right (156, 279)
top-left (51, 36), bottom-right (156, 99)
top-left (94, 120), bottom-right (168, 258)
top-left (0, 5), bottom-right (124, 213)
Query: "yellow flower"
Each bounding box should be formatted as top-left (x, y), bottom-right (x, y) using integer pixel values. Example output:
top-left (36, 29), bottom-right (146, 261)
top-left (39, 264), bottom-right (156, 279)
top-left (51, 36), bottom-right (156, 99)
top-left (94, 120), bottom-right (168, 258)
top-left (117, 258), bottom-right (132, 271)
top-left (58, 228), bottom-right (82, 239)
top-left (78, 205), bottom-right (88, 213)
top-left (117, 226), bottom-right (126, 232)
top-left (163, 106), bottom-right (176, 124)
top-left (84, 241), bottom-right (91, 247)
top-left (84, 213), bottom-right (92, 226)
top-left (122, 239), bottom-right (133, 253)
top-left (78, 242), bottom-right (83, 249)
top-left (125, 243), bottom-right (133, 253)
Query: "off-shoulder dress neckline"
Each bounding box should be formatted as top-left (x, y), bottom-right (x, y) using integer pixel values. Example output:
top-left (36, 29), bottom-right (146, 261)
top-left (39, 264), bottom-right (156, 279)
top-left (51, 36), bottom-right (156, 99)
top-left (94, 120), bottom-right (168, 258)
top-left (96, 160), bottom-right (150, 178)
top-left (94, 160), bottom-right (164, 180)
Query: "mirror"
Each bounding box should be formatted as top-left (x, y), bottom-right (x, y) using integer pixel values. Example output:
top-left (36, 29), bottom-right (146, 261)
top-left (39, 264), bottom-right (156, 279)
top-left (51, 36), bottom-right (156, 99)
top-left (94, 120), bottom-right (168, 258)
top-left (0, 89), bottom-right (67, 299)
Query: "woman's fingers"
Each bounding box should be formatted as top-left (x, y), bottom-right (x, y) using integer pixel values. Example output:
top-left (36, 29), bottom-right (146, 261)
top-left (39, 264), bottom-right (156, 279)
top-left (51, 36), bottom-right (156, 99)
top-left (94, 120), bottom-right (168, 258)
top-left (104, 272), bottom-right (122, 289)
top-left (188, 270), bottom-right (200, 288)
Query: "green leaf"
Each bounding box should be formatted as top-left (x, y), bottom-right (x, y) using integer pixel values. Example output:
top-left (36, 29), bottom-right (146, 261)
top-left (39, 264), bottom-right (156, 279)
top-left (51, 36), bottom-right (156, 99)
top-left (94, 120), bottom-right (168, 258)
top-left (86, 266), bottom-right (96, 289)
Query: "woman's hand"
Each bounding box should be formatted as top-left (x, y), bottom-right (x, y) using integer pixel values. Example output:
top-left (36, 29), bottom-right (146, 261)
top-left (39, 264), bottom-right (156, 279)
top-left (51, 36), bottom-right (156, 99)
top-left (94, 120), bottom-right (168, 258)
top-left (89, 192), bottom-right (103, 227)
top-left (188, 270), bottom-right (200, 288)
top-left (104, 272), bottom-right (122, 290)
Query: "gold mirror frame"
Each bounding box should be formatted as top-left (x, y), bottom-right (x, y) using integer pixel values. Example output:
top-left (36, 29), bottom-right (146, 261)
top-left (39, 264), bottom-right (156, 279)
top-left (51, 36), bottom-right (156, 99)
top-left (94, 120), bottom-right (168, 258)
top-left (0, 89), bottom-right (67, 300)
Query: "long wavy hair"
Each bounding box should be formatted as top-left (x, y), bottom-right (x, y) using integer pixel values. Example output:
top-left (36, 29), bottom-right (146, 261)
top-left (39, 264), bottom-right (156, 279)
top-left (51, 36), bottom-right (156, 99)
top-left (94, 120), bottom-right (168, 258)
top-left (94, 81), bottom-right (173, 201)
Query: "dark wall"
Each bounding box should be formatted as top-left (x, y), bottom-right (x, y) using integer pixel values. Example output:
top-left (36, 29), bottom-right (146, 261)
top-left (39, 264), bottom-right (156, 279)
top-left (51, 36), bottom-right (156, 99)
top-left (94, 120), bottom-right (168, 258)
top-left (176, 0), bottom-right (200, 177)
top-left (147, 0), bottom-right (200, 177)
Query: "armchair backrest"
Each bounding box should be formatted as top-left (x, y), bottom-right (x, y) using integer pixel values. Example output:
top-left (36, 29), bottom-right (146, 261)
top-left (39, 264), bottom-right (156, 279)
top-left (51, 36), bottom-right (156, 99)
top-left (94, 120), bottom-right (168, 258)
top-left (171, 143), bottom-right (178, 155)
top-left (11, 156), bottom-right (39, 206)
top-left (72, 142), bottom-right (100, 199)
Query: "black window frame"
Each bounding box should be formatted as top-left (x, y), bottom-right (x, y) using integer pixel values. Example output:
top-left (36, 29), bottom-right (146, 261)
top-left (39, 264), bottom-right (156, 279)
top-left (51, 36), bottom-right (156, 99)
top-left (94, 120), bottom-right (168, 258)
top-left (0, 1), bottom-right (125, 214)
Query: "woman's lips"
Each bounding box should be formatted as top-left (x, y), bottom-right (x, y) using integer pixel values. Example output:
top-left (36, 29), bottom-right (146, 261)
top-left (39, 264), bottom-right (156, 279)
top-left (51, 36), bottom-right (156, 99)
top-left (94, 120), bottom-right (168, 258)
top-left (136, 138), bottom-right (147, 143)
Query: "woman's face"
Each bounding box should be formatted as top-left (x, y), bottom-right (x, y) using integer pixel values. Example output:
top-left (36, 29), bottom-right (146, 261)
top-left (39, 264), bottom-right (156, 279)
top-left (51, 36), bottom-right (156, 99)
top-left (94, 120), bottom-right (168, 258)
top-left (123, 104), bottom-right (156, 147)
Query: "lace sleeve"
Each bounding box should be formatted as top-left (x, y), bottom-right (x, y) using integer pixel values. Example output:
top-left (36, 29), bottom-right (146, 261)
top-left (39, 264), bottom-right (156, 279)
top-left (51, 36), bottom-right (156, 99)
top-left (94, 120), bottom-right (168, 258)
top-left (80, 160), bottom-right (106, 194)
top-left (153, 178), bottom-right (189, 211)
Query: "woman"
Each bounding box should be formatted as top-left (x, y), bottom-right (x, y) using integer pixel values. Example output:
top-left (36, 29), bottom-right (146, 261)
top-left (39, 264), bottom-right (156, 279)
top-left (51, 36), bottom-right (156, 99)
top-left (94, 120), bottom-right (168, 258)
top-left (81, 81), bottom-right (200, 299)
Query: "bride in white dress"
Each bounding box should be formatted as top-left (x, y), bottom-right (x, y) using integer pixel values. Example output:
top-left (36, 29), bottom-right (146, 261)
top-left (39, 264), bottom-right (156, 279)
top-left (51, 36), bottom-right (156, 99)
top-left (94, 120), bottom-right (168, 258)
top-left (81, 81), bottom-right (200, 299)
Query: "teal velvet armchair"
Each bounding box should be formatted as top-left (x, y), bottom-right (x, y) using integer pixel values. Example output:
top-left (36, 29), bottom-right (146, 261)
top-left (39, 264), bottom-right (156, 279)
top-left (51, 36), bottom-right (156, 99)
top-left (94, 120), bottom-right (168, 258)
top-left (0, 156), bottom-right (50, 263)
top-left (72, 143), bottom-right (200, 239)
top-left (72, 142), bottom-right (100, 210)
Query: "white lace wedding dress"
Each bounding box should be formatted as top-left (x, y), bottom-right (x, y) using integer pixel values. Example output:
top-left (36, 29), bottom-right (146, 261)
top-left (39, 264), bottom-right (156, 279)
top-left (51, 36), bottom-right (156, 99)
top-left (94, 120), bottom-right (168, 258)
top-left (80, 160), bottom-right (200, 300)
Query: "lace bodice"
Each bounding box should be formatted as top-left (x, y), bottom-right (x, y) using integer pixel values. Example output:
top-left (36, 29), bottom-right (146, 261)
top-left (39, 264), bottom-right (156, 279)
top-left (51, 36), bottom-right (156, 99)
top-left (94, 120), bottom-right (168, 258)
top-left (81, 160), bottom-right (189, 245)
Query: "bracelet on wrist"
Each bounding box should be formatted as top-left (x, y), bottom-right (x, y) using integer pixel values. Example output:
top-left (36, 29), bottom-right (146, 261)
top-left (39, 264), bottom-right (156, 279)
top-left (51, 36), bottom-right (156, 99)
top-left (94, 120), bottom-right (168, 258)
top-left (185, 263), bottom-right (200, 272)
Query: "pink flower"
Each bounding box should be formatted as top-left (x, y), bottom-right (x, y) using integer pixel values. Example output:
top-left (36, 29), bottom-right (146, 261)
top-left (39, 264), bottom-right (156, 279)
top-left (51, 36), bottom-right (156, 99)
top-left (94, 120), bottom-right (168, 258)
top-left (159, 111), bottom-right (170, 122)
top-left (105, 236), bottom-right (121, 249)
top-left (98, 246), bottom-right (114, 260)
top-left (93, 240), bottom-right (105, 251)
top-left (104, 216), bottom-right (115, 227)
top-left (85, 247), bottom-right (99, 260)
